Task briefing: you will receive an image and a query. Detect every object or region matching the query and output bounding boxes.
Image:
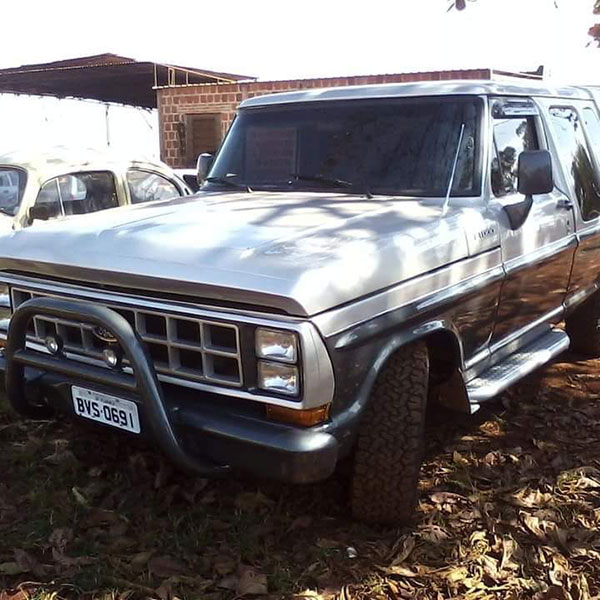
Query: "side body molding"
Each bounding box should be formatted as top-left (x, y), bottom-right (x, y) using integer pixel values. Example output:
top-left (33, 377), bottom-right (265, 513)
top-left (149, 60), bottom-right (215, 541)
top-left (314, 249), bottom-right (505, 417)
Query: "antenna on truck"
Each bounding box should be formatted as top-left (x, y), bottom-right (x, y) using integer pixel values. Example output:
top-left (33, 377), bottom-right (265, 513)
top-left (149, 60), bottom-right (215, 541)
top-left (441, 123), bottom-right (465, 216)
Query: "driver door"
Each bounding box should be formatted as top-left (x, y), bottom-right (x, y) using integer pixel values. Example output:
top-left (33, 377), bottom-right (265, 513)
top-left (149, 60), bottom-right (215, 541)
top-left (488, 98), bottom-right (576, 350)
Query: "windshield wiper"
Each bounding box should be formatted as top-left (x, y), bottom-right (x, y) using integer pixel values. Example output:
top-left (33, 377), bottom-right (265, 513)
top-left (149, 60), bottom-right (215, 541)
top-left (289, 173), bottom-right (373, 198)
top-left (205, 176), bottom-right (251, 192)
top-left (289, 173), bottom-right (353, 188)
top-left (0, 206), bottom-right (14, 216)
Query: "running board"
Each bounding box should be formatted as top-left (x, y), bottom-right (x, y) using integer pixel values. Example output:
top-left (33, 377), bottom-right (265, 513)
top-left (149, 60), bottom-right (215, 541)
top-left (466, 328), bottom-right (569, 408)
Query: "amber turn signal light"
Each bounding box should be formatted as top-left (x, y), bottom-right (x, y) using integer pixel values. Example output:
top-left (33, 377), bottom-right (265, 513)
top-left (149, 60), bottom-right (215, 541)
top-left (266, 403), bottom-right (330, 427)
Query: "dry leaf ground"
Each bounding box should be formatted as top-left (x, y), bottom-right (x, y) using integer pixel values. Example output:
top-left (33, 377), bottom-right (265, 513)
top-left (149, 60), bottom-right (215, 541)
top-left (2, 351), bottom-right (600, 599)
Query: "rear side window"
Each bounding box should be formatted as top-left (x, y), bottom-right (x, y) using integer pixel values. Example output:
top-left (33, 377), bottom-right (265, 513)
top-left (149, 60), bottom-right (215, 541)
top-left (582, 107), bottom-right (600, 164)
top-left (491, 116), bottom-right (539, 197)
top-left (34, 171), bottom-right (119, 219)
top-left (59, 172), bottom-right (118, 216)
top-left (126, 170), bottom-right (181, 204)
top-left (549, 106), bottom-right (600, 222)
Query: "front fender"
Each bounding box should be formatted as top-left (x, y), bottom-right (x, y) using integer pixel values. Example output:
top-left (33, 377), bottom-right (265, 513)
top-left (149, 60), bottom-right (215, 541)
top-left (321, 319), bottom-right (465, 445)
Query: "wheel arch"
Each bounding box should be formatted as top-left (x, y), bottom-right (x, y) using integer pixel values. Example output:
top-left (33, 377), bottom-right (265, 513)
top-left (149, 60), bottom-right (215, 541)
top-left (334, 319), bottom-right (469, 422)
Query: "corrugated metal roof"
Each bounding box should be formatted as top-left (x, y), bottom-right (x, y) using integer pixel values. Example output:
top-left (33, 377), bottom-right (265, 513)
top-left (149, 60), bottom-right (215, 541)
top-left (0, 53), bottom-right (255, 108)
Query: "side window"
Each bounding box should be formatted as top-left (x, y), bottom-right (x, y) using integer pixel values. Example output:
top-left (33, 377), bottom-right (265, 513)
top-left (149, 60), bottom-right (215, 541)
top-left (34, 179), bottom-right (62, 219)
top-left (582, 107), bottom-right (600, 164)
top-left (491, 116), bottom-right (539, 197)
top-left (58, 172), bottom-right (118, 216)
top-left (126, 170), bottom-right (181, 204)
top-left (549, 106), bottom-right (600, 222)
top-left (36, 172), bottom-right (118, 219)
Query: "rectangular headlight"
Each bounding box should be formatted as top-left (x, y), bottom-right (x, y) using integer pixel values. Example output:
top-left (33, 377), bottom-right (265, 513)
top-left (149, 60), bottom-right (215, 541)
top-left (255, 328), bottom-right (297, 363)
top-left (258, 360), bottom-right (299, 396)
top-left (0, 284), bottom-right (11, 333)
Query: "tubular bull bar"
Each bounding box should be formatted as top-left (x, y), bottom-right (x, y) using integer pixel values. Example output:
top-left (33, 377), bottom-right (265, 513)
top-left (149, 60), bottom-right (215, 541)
top-left (4, 296), bottom-right (230, 476)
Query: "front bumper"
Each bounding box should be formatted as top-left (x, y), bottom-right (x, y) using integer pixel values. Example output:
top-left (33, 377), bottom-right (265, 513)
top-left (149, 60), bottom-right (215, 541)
top-left (1, 297), bottom-right (341, 484)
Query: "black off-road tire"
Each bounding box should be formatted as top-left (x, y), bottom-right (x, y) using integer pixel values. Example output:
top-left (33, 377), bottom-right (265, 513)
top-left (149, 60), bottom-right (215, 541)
top-left (566, 291), bottom-right (600, 357)
top-left (350, 341), bottom-right (429, 525)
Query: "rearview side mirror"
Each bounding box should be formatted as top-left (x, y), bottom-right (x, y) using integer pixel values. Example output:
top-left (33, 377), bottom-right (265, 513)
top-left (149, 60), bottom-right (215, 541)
top-left (196, 153), bottom-right (214, 185)
top-left (518, 150), bottom-right (553, 196)
top-left (28, 204), bottom-right (51, 224)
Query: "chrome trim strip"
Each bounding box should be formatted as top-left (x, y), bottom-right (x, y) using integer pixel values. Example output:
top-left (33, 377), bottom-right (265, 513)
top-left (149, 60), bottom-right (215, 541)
top-left (565, 284), bottom-right (599, 311)
top-left (313, 248), bottom-right (503, 338)
top-left (463, 347), bottom-right (490, 372)
top-left (576, 220), bottom-right (600, 242)
top-left (502, 234), bottom-right (577, 275)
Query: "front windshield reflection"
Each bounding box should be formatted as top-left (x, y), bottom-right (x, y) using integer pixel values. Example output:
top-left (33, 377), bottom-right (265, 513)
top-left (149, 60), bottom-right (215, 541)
top-left (204, 97), bottom-right (481, 197)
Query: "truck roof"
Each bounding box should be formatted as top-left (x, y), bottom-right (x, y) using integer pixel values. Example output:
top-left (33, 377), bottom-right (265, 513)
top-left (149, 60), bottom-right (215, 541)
top-left (239, 79), bottom-right (594, 109)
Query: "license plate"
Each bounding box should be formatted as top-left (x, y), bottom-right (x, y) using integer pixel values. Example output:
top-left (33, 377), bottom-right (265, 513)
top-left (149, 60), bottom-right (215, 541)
top-left (71, 386), bottom-right (141, 434)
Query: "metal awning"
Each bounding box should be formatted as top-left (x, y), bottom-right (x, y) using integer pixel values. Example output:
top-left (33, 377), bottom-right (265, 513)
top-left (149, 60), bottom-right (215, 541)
top-left (0, 53), bottom-right (254, 109)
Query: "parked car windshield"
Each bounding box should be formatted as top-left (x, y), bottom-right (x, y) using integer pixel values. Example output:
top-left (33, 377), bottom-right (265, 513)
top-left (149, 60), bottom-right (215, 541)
top-left (205, 97), bottom-right (481, 197)
top-left (0, 167), bottom-right (26, 216)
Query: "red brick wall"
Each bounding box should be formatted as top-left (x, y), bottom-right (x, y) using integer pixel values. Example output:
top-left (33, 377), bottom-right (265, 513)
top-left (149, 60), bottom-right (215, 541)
top-left (157, 69), bottom-right (491, 168)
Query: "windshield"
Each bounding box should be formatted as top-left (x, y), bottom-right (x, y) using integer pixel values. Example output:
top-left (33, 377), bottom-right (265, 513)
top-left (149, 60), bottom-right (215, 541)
top-left (0, 167), bottom-right (27, 216)
top-left (205, 96), bottom-right (481, 197)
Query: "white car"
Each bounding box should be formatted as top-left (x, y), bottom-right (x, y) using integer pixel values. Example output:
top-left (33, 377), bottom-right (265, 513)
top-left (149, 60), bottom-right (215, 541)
top-left (0, 147), bottom-right (192, 232)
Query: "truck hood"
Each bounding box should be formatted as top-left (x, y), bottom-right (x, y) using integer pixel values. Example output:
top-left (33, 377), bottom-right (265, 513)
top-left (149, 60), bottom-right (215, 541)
top-left (0, 191), bottom-right (471, 316)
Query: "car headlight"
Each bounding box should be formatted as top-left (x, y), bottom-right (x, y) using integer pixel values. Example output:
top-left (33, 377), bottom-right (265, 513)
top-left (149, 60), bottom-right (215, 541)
top-left (0, 284), bottom-right (10, 334)
top-left (255, 328), bottom-right (297, 363)
top-left (257, 361), bottom-right (299, 396)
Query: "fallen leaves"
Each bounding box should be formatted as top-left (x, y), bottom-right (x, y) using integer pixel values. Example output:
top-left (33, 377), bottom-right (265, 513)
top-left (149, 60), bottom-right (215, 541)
top-left (148, 555), bottom-right (188, 579)
top-left (218, 565), bottom-right (268, 596)
top-left (3, 353), bottom-right (600, 598)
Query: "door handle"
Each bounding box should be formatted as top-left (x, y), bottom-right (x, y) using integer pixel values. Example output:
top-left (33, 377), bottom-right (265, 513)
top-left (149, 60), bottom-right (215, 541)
top-left (556, 198), bottom-right (573, 210)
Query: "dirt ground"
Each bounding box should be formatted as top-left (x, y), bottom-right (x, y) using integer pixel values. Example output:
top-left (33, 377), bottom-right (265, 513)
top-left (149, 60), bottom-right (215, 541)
top-left (1, 351), bottom-right (600, 599)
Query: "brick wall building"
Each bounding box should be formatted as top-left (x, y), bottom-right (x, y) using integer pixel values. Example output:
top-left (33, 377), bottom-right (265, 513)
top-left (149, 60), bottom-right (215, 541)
top-left (157, 68), bottom-right (495, 168)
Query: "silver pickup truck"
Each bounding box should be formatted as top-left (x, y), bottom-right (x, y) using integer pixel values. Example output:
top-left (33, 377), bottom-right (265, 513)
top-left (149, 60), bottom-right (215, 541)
top-left (1, 81), bottom-right (600, 524)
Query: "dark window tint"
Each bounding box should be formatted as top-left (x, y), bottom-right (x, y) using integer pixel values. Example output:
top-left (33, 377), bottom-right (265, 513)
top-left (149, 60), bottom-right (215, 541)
top-left (491, 117), bottom-right (539, 197)
top-left (58, 172), bottom-right (118, 216)
top-left (207, 98), bottom-right (481, 197)
top-left (582, 107), bottom-right (600, 164)
top-left (549, 106), bottom-right (600, 221)
top-left (34, 179), bottom-right (62, 219)
top-left (127, 170), bottom-right (181, 204)
top-left (0, 167), bottom-right (26, 216)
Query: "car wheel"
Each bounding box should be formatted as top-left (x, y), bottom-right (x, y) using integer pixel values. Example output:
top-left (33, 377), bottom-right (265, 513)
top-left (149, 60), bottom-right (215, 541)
top-left (350, 341), bottom-right (428, 525)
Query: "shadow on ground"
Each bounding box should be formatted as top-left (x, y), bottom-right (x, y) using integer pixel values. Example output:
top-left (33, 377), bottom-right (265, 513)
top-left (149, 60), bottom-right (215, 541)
top-left (1, 351), bottom-right (600, 599)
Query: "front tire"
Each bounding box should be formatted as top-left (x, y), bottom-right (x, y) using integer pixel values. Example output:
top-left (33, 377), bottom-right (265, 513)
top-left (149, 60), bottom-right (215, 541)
top-left (566, 291), bottom-right (600, 357)
top-left (350, 341), bottom-right (428, 525)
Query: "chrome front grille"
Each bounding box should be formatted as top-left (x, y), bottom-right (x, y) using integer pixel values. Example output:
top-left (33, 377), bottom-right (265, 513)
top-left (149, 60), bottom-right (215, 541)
top-left (11, 288), bottom-right (243, 387)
